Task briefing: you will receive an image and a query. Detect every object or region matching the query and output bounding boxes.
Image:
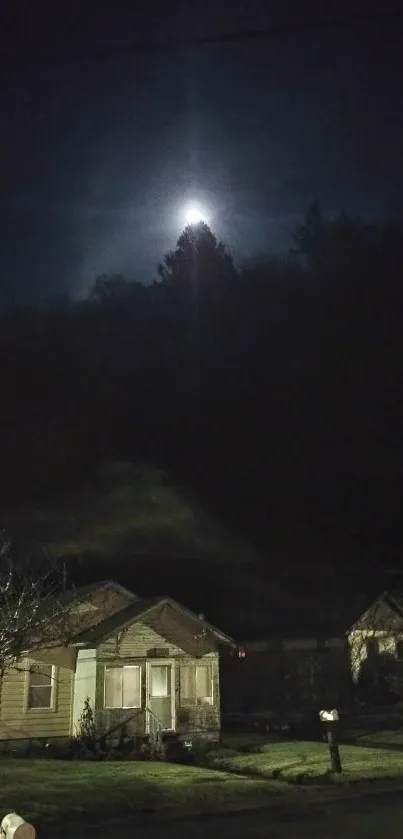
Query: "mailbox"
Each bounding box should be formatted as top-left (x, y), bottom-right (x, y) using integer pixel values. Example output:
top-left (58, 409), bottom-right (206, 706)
top-left (319, 709), bottom-right (339, 723)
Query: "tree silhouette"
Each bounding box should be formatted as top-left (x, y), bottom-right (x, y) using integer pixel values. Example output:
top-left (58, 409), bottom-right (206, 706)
top-left (158, 221), bottom-right (237, 303)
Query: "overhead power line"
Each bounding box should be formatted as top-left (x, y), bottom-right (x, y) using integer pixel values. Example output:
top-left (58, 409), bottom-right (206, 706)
top-left (1, 5), bottom-right (403, 68)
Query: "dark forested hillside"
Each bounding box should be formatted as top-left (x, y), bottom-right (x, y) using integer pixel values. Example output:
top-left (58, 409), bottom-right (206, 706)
top-left (1, 206), bottom-right (402, 570)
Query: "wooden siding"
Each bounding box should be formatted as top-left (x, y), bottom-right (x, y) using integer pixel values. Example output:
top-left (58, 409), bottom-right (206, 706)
top-left (348, 629), bottom-right (403, 682)
top-left (0, 657), bottom-right (73, 741)
top-left (97, 620), bottom-right (185, 659)
top-left (352, 597), bottom-right (403, 632)
top-left (97, 605), bottom-right (219, 660)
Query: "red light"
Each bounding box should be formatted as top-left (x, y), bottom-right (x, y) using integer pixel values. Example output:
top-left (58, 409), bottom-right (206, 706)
top-left (238, 646), bottom-right (246, 659)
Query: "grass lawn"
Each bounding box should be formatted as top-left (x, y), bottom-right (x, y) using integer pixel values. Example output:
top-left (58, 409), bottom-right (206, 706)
top-left (0, 758), bottom-right (281, 826)
top-left (2, 739), bottom-right (403, 828)
top-left (209, 738), bottom-right (403, 784)
top-left (352, 729), bottom-right (403, 747)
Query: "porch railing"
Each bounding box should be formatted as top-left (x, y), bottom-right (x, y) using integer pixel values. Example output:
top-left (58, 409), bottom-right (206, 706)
top-left (146, 706), bottom-right (165, 742)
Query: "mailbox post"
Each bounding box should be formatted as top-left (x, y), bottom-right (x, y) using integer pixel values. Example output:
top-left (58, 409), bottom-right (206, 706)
top-left (319, 709), bottom-right (342, 774)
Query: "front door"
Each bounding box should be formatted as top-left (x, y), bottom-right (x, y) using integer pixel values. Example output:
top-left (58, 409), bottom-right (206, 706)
top-left (146, 661), bottom-right (175, 731)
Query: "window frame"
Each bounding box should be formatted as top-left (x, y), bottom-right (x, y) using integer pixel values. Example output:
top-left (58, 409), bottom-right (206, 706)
top-left (104, 664), bottom-right (142, 710)
top-left (180, 662), bottom-right (214, 706)
top-left (25, 660), bottom-right (57, 712)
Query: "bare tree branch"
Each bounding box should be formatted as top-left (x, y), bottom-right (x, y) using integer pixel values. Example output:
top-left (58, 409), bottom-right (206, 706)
top-left (0, 533), bottom-right (76, 675)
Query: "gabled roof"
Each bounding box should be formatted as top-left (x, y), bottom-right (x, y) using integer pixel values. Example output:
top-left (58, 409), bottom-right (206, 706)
top-left (349, 590), bottom-right (403, 632)
top-left (72, 596), bottom-right (235, 647)
top-left (386, 592), bottom-right (403, 620)
top-left (32, 579), bottom-right (140, 650)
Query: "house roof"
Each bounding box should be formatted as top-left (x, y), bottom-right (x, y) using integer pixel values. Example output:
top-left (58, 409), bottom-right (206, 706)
top-left (349, 589), bottom-right (403, 632)
top-left (385, 591), bottom-right (403, 620)
top-left (58, 579), bottom-right (138, 608)
top-left (49, 568), bottom-right (397, 644)
top-left (37, 579), bottom-right (138, 622)
top-left (72, 596), bottom-right (235, 647)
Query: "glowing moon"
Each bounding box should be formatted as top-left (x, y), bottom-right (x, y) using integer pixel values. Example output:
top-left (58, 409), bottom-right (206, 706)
top-left (183, 204), bottom-right (209, 226)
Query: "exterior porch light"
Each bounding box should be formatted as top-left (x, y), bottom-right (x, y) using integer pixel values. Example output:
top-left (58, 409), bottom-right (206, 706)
top-left (1, 813), bottom-right (36, 839)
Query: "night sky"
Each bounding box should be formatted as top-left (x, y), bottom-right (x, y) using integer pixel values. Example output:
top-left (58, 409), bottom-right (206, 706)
top-left (1, 0), bottom-right (403, 307)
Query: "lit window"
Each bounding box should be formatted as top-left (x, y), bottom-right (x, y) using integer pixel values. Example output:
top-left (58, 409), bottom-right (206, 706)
top-left (104, 666), bottom-right (141, 709)
top-left (27, 663), bottom-right (55, 709)
top-left (180, 664), bottom-right (213, 706)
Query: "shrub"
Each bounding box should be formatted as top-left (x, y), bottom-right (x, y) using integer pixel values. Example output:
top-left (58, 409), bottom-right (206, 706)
top-left (71, 697), bottom-right (102, 758)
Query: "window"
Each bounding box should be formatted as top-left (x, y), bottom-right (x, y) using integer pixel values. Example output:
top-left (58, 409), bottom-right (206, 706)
top-left (27, 663), bottom-right (55, 709)
top-left (104, 666), bottom-right (141, 709)
top-left (180, 664), bottom-right (213, 706)
top-left (150, 665), bottom-right (171, 697)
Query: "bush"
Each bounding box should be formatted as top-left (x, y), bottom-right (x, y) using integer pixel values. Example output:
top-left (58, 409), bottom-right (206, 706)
top-left (67, 698), bottom-right (108, 759)
top-left (76, 697), bottom-right (96, 750)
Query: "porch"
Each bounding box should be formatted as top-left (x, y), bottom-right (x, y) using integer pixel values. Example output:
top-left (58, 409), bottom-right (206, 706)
top-left (91, 654), bottom-right (220, 747)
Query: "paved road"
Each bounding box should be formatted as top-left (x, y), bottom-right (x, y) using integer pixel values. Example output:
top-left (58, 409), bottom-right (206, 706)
top-left (70, 791), bottom-right (403, 839)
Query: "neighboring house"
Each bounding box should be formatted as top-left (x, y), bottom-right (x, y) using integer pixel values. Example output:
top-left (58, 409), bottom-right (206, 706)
top-left (348, 591), bottom-right (403, 700)
top-left (0, 580), bottom-right (235, 748)
top-left (220, 573), bottom-right (392, 716)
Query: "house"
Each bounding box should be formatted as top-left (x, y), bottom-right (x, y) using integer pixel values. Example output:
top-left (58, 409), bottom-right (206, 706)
top-left (0, 580), bottom-right (235, 749)
top-left (220, 571), bottom-right (392, 717)
top-left (348, 590), bottom-right (403, 702)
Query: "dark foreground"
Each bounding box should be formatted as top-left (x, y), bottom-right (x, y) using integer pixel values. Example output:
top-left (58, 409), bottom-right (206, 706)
top-left (61, 790), bottom-right (403, 839)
